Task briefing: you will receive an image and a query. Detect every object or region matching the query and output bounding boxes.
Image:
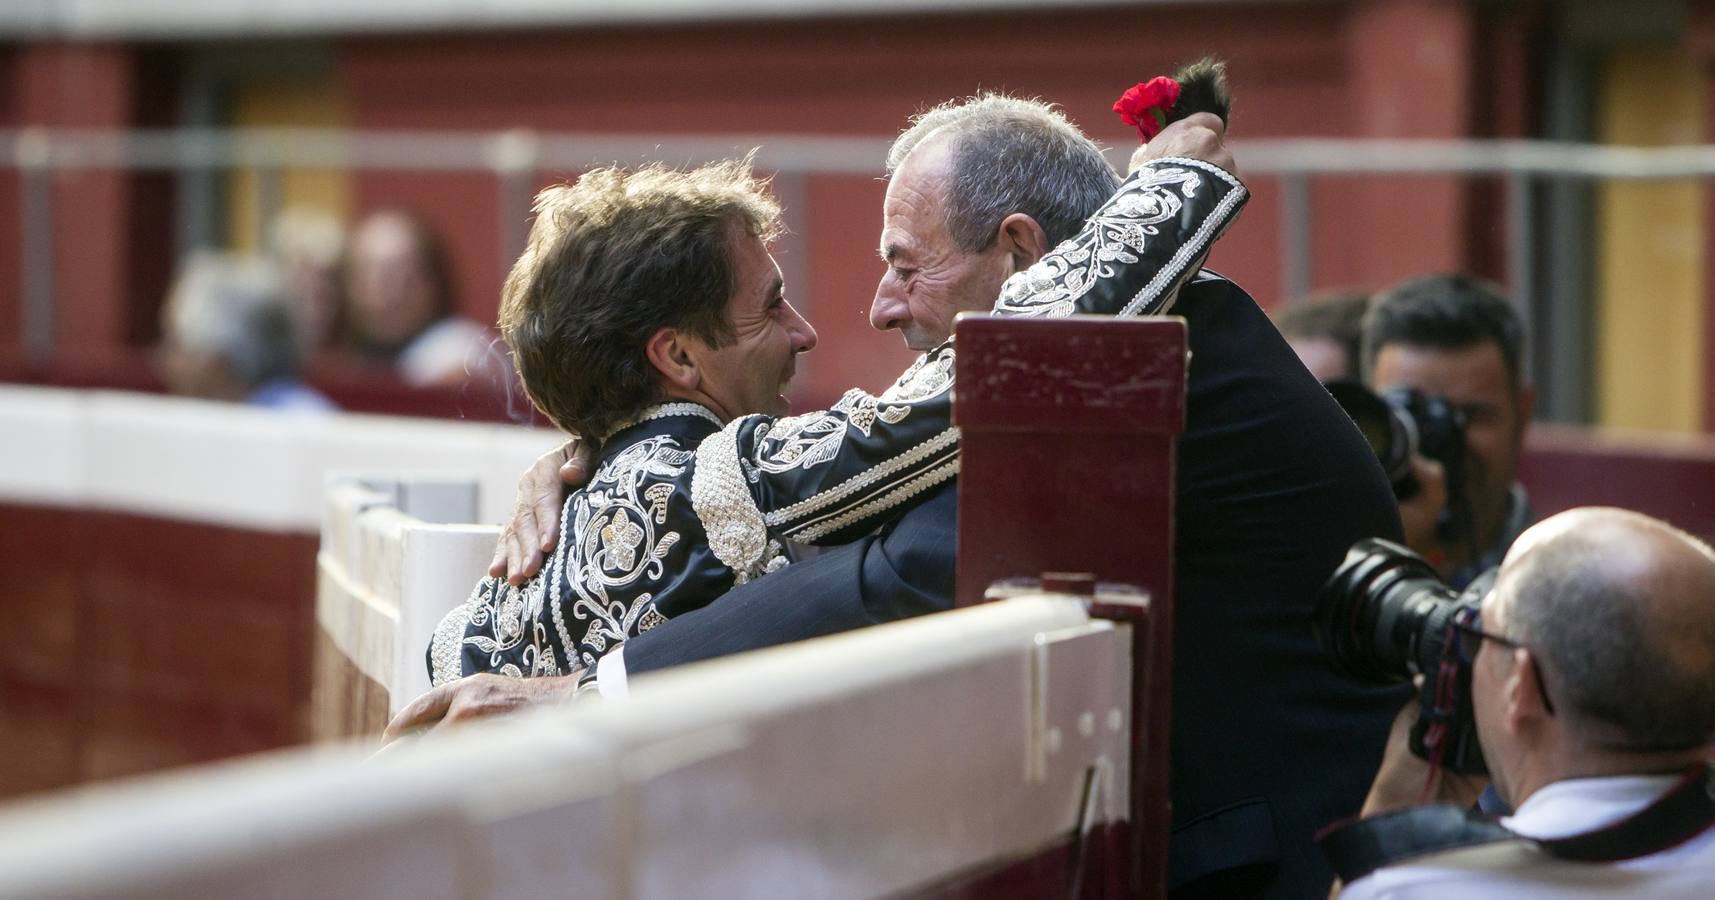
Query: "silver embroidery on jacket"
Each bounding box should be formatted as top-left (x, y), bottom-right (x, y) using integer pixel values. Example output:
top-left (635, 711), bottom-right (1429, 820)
top-left (882, 348), bottom-right (955, 403)
top-left (598, 401), bottom-right (723, 441)
top-left (748, 389), bottom-right (912, 476)
top-left (762, 427), bottom-right (960, 530)
top-left (556, 434), bottom-right (692, 667)
top-left (995, 162), bottom-right (1212, 319)
top-left (795, 458), bottom-right (960, 542)
top-left (456, 571), bottom-right (562, 680)
top-left (429, 596), bottom-right (472, 687)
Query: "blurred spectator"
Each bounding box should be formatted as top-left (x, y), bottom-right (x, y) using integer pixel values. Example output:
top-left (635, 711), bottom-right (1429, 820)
top-left (346, 210), bottom-right (492, 386)
top-left (1276, 290), bottom-right (1371, 382)
top-left (159, 252), bottom-right (336, 412)
top-left (268, 207), bottom-right (347, 356)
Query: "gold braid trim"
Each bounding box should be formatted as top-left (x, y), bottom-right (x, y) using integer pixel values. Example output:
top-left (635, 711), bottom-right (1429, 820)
top-left (429, 588), bottom-right (477, 687)
top-left (691, 416), bottom-right (772, 583)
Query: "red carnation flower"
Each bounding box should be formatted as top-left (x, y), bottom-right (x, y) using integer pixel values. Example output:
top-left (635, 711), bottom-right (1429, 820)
top-left (1113, 76), bottom-right (1182, 143)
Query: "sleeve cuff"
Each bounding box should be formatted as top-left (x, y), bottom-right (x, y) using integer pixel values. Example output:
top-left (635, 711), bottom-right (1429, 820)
top-left (597, 647), bottom-right (630, 699)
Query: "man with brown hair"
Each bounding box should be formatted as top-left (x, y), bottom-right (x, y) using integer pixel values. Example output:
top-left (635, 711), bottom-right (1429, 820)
top-left (417, 152), bottom-right (1241, 691)
top-left (1275, 290), bottom-right (1370, 383)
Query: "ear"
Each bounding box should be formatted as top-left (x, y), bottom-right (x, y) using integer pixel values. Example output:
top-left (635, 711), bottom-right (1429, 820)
top-left (995, 213), bottom-right (1050, 272)
top-left (644, 326), bottom-right (701, 396)
top-left (1506, 647), bottom-right (1552, 728)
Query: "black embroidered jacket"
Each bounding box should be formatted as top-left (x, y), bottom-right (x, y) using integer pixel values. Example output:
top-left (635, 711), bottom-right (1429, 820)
top-left (429, 158), bottom-right (1247, 685)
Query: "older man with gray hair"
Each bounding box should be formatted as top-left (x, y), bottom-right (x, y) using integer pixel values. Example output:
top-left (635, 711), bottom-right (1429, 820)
top-left (868, 93), bottom-right (1129, 350)
top-left (158, 252), bottom-right (335, 412)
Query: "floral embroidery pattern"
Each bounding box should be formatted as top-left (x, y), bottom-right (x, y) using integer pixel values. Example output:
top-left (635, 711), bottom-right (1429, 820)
top-left (995, 164), bottom-right (1208, 319)
top-left (748, 389), bottom-right (912, 476)
top-left (881, 347), bottom-right (955, 404)
top-left (554, 434), bottom-right (692, 668)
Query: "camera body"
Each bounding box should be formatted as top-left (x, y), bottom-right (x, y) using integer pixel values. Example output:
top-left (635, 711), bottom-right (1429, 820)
top-left (1317, 537), bottom-right (1495, 774)
top-left (1324, 382), bottom-right (1468, 504)
top-left (1382, 387), bottom-right (1467, 504)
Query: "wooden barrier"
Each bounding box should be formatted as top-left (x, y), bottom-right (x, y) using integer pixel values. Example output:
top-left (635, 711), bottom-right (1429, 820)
top-left (955, 315), bottom-right (1187, 898)
top-left (0, 349), bottom-right (544, 426)
top-left (4, 345), bottom-right (1715, 894)
top-left (1520, 424), bottom-right (1715, 542)
top-left (0, 318), bottom-right (1177, 897)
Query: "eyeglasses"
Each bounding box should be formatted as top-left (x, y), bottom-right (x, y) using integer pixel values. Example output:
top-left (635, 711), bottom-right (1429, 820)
top-left (1451, 606), bottom-right (1557, 715)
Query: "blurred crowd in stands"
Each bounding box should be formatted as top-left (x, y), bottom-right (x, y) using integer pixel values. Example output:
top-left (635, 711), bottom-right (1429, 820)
top-left (156, 207), bottom-right (506, 415)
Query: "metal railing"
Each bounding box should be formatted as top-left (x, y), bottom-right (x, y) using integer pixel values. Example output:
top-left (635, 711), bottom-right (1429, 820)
top-left (2, 126), bottom-right (896, 365)
top-left (7, 127), bottom-right (1715, 419)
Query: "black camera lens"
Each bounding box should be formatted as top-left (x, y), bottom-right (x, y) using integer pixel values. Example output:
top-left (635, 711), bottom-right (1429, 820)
top-left (1324, 381), bottom-right (1415, 490)
top-left (1316, 537), bottom-right (1493, 774)
top-left (1316, 538), bottom-right (1457, 681)
top-left (1323, 381), bottom-right (1468, 505)
top-left (1379, 387), bottom-right (1467, 503)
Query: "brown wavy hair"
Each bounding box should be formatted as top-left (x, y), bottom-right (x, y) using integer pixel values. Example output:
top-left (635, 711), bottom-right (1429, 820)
top-left (499, 159), bottom-right (781, 440)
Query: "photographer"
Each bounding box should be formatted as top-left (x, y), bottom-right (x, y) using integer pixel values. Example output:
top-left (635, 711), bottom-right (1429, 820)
top-left (1327, 507), bottom-right (1715, 897)
top-left (1363, 275), bottom-right (1534, 588)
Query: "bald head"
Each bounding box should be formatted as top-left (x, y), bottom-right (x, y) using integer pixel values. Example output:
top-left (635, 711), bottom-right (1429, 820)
top-left (1495, 507), bottom-right (1715, 752)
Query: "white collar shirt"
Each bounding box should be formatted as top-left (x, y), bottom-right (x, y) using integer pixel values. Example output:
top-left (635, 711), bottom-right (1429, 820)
top-left (1341, 774), bottom-right (1715, 899)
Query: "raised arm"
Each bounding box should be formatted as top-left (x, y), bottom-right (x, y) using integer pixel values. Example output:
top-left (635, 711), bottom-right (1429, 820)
top-left (993, 155), bottom-right (1246, 320)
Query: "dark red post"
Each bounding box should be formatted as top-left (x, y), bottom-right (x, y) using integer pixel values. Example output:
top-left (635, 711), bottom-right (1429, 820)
top-left (955, 314), bottom-right (1187, 898)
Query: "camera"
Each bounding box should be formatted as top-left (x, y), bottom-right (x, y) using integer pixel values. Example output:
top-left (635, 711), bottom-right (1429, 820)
top-left (1323, 381), bottom-right (1468, 504)
top-left (1316, 537), bottom-right (1497, 774)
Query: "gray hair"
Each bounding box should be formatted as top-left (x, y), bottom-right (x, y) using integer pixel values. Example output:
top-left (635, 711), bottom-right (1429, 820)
top-left (165, 252), bottom-right (305, 389)
top-left (886, 94), bottom-right (1121, 252)
top-left (1502, 518), bottom-right (1715, 752)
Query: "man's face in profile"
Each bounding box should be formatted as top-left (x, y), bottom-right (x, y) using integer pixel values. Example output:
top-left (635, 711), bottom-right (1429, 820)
top-left (1371, 339), bottom-right (1534, 548)
top-left (682, 230), bottom-right (819, 421)
top-left (870, 136), bottom-right (1014, 350)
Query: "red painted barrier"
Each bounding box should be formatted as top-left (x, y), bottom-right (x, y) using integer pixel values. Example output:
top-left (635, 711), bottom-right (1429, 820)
top-left (0, 503), bottom-right (315, 798)
top-left (1521, 424), bottom-right (1715, 542)
top-left (955, 315), bottom-right (1188, 899)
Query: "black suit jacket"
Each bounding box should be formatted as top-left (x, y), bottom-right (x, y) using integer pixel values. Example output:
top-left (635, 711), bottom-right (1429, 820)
top-left (621, 274), bottom-right (1409, 899)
